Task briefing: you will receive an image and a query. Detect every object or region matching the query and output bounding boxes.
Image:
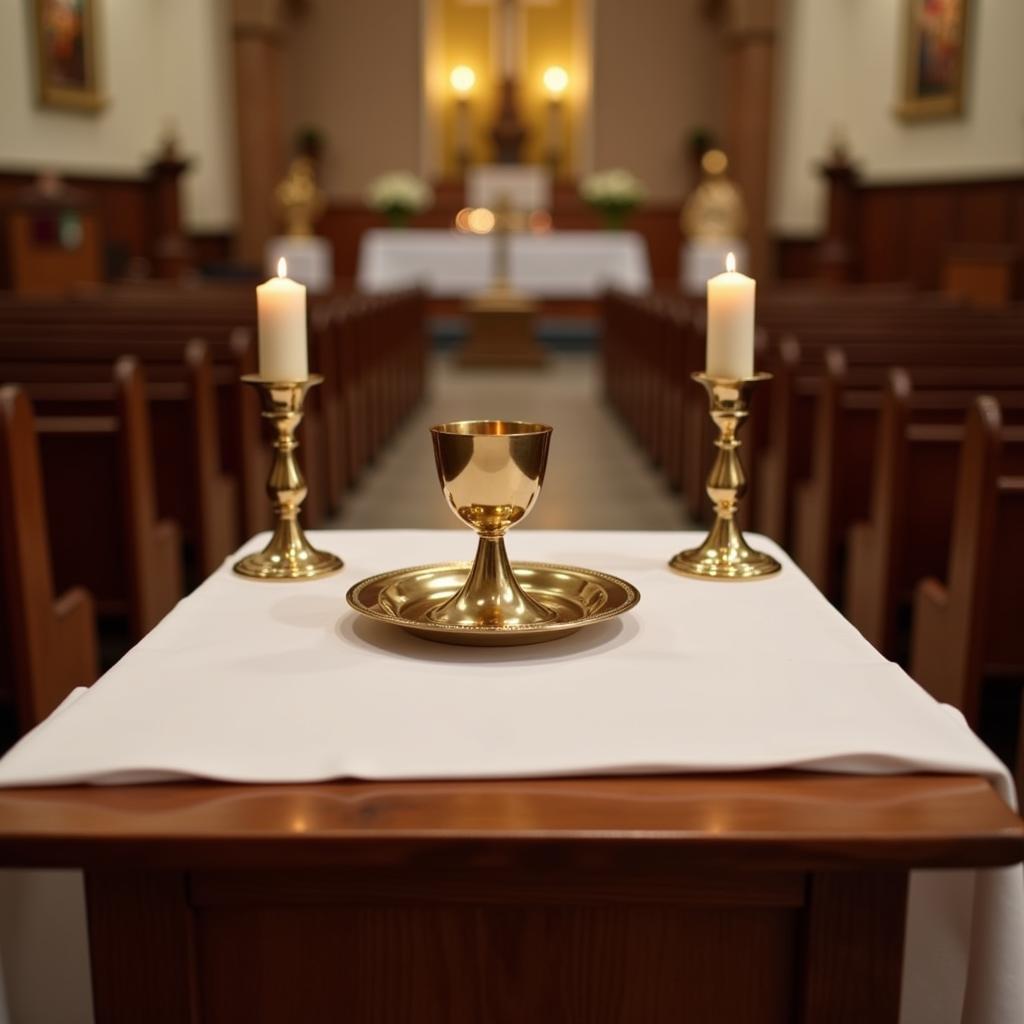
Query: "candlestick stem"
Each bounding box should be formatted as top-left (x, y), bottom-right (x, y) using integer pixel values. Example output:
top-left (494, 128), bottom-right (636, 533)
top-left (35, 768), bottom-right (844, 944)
top-left (669, 372), bottom-right (781, 580)
top-left (233, 374), bottom-right (343, 580)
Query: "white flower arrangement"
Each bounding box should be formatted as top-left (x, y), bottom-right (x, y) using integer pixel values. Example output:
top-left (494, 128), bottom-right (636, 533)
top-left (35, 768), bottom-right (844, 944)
top-left (366, 171), bottom-right (434, 226)
top-left (579, 168), bottom-right (645, 227)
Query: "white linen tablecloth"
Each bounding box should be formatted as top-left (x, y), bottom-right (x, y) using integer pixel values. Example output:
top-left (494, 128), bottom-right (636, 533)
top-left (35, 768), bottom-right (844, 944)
top-left (356, 229), bottom-right (651, 298)
top-left (0, 530), bottom-right (1019, 1024)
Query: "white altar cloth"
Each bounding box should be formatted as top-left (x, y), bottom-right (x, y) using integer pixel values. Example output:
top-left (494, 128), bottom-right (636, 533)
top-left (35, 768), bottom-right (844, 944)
top-left (356, 229), bottom-right (651, 298)
top-left (0, 530), bottom-right (1019, 1024)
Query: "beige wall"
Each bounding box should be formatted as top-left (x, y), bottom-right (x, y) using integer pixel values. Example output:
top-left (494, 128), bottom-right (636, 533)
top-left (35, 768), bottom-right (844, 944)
top-left (773, 0), bottom-right (1024, 235)
top-left (0, 0), bottom-right (237, 232)
top-left (591, 0), bottom-right (724, 202)
top-left (283, 0), bottom-right (423, 203)
top-left (282, 0), bottom-right (722, 205)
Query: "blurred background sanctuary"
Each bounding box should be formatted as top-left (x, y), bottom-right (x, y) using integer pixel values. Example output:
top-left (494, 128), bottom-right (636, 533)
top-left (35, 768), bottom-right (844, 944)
top-left (1, 0), bottom-right (1021, 537)
top-left (1, 2), bottom-right (1024, 1019)
top-left (3, 0), bottom-right (1022, 305)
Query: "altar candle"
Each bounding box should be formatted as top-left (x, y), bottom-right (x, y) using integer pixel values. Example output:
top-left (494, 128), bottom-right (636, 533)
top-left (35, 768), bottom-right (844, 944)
top-left (257, 258), bottom-right (308, 381)
top-left (706, 252), bottom-right (755, 379)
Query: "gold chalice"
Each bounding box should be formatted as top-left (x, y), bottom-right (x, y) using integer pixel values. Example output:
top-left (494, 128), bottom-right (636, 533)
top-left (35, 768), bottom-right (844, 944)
top-left (428, 420), bottom-right (556, 628)
top-left (347, 418), bottom-right (640, 645)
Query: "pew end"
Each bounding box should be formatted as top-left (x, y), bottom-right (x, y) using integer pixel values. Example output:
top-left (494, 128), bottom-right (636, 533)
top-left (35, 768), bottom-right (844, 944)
top-left (0, 386), bottom-right (100, 736)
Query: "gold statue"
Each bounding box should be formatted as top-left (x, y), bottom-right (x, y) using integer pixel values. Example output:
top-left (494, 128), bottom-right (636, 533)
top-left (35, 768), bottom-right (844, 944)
top-left (276, 156), bottom-right (325, 237)
top-left (681, 149), bottom-right (746, 241)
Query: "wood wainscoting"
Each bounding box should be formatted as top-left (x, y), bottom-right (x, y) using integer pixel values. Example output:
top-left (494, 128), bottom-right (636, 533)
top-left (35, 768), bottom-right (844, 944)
top-left (0, 171), bottom-right (685, 291)
top-left (774, 235), bottom-right (819, 281)
top-left (0, 168), bottom-right (231, 285)
top-left (777, 171), bottom-right (1024, 293)
top-left (0, 169), bottom-right (150, 285)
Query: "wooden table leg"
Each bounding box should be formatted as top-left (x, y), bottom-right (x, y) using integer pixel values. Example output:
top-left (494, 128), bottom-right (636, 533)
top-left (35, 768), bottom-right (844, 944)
top-left (87, 870), bottom-right (199, 1024)
top-left (799, 870), bottom-right (908, 1023)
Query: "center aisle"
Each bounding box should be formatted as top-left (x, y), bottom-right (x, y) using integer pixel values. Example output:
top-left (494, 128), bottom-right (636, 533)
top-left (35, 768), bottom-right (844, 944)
top-left (328, 352), bottom-right (689, 530)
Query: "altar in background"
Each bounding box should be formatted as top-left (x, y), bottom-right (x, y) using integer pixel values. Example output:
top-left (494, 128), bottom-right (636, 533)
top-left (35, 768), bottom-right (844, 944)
top-left (357, 228), bottom-right (650, 299)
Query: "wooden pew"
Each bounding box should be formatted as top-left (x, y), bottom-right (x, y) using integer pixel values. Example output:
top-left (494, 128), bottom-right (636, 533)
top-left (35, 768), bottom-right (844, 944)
top-left (28, 358), bottom-right (183, 642)
top-left (0, 288), bottom-right (428, 540)
top-left (658, 301), bottom-right (691, 492)
top-left (600, 289), bottom-right (1024, 538)
top-left (844, 370), bottom-right (1024, 659)
top-left (0, 319), bottom-right (267, 538)
top-left (0, 338), bottom-right (238, 582)
top-left (299, 288), bottom-right (426, 523)
top-left (310, 303), bottom-right (344, 512)
top-left (751, 299), bottom-right (1024, 514)
top-left (756, 332), bottom-right (1024, 548)
top-left (329, 290), bottom-right (426, 488)
top-left (603, 290), bottom-right (700, 498)
top-left (80, 285), bottom-right (430, 502)
top-left (792, 350), bottom-right (1024, 602)
top-left (0, 387), bottom-right (98, 737)
top-left (910, 397), bottom-right (1024, 782)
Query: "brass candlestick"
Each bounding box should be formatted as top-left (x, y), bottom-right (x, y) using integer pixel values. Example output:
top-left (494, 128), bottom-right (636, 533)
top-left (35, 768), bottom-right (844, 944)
top-left (669, 372), bottom-right (781, 581)
top-left (233, 374), bottom-right (343, 581)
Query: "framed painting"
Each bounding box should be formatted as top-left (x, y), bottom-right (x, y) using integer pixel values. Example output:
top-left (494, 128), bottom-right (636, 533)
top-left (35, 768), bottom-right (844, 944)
top-left (34, 0), bottom-right (105, 112)
top-left (897, 0), bottom-right (970, 119)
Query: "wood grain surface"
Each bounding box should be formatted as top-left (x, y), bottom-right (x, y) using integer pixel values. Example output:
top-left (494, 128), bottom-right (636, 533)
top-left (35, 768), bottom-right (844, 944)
top-left (0, 773), bottom-right (1018, 870)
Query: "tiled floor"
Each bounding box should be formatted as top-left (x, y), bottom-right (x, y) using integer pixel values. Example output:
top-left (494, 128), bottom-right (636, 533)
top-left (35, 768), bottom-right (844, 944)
top-left (328, 352), bottom-right (690, 531)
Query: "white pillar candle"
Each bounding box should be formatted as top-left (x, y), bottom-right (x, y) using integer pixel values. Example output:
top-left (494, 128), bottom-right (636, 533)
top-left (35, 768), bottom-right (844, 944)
top-left (257, 257), bottom-right (308, 381)
top-left (706, 252), bottom-right (755, 379)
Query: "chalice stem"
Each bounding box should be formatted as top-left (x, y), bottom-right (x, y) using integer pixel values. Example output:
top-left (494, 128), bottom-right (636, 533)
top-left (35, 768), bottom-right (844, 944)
top-left (433, 536), bottom-right (555, 627)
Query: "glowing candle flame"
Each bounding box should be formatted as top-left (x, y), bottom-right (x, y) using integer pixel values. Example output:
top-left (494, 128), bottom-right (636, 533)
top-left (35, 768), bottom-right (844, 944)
top-left (450, 65), bottom-right (476, 95)
top-left (543, 65), bottom-right (569, 97)
top-left (726, 252), bottom-right (736, 273)
top-left (277, 257), bottom-right (288, 278)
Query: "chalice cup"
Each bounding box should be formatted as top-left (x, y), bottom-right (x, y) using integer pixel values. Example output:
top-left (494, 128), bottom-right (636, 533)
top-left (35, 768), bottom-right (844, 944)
top-left (429, 420), bottom-right (556, 628)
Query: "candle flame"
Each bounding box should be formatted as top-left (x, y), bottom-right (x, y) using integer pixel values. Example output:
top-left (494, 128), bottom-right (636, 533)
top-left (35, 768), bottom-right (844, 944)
top-left (277, 257), bottom-right (288, 279)
top-left (726, 252), bottom-right (736, 273)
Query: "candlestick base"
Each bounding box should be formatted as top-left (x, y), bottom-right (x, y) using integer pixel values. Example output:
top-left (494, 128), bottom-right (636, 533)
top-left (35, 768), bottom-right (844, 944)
top-left (669, 519), bottom-right (781, 580)
top-left (232, 374), bottom-right (343, 582)
top-left (669, 372), bottom-right (781, 582)
top-left (233, 526), bottom-right (344, 581)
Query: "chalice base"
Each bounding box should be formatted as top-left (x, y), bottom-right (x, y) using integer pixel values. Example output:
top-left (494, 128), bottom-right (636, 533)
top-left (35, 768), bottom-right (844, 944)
top-left (233, 519), bottom-right (343, 581)
top-left (669, 521), bottom-right (781, 581)
top-left (428, 536), bottom-right (557, 627)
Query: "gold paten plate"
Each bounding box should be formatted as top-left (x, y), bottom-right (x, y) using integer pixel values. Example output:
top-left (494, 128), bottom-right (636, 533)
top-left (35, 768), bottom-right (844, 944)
top-left (346, 562), bottom-right (640, 647)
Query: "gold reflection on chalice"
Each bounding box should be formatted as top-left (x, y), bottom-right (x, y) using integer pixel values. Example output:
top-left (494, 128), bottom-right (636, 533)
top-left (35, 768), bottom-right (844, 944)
top-left (428, 420), bottom-right (556, 627)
